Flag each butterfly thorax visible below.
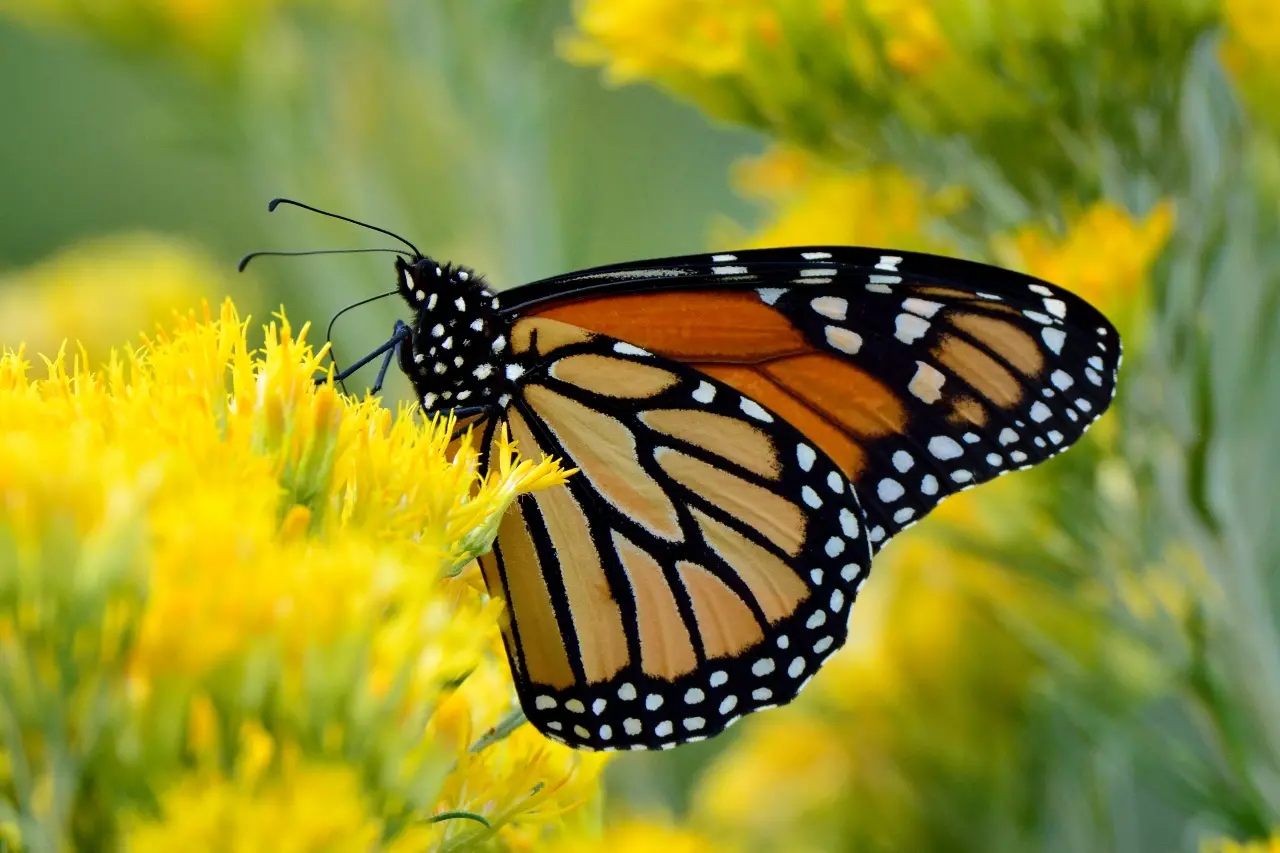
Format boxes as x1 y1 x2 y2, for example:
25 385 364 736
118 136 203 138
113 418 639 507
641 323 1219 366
396 256 512 414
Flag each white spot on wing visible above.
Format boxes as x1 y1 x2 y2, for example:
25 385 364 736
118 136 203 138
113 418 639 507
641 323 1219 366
895 313 930 344
757 287 787 305
825 326 863 354
876 256 902 271
839 508 859 538
1042 327 1066 354
713 265 748 275
797 444 816 471
908 361 945 403
811 296 848 320
692 381 716 404
801 251 832 260
711 254 737 262
740 398 773 422
928 436 963 460
878 478 905 502
614 342 651 357
903 298 943 318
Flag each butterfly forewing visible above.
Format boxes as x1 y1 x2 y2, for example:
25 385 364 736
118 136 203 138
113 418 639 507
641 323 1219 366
476 317 872 751
504 247 1121 551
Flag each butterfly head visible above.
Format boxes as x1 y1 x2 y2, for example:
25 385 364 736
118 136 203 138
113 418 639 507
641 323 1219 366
394 255 512 415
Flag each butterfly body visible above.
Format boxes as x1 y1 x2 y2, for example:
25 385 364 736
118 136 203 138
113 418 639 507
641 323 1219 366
395 257 514 412
377 246 1121 752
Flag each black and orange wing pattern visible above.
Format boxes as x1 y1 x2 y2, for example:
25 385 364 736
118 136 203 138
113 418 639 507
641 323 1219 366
372 242 1121 752
502 247 1121 552
475 317 872 750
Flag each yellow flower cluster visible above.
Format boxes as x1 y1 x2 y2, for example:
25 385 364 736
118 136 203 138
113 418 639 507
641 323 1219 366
722 145 964 251
563 0 777 83
1221 0 1280 127
0 300 600 850
0 234 230 362
547 817 730 853
1000 201 1176 310
1206 832 1280 853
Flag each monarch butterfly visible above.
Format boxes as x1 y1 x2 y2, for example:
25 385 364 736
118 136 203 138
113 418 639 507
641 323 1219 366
245 199 1121 752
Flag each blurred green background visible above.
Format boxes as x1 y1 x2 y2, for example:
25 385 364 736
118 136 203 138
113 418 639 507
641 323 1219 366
3 1 1280 851
0 2 758 405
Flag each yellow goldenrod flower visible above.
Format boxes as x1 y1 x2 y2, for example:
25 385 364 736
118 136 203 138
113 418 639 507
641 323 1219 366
1204 832 1280 853
547 817 731 853
1222 0 1280 71
724 146 964 252
563 0 775 83
863 0 951 76
0 234 230 363
0 299 598 850
996 200 1175 321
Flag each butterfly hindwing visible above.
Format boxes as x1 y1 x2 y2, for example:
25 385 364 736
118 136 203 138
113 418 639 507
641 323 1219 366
476 317 873 751
504 247 1121 551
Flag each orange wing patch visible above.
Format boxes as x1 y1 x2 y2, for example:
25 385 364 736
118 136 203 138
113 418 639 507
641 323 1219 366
689 507 809 624
552 353 681 398
612 532 698 679
511 316 595 357
947 312 1044 377
676 561 765 658
639 408 782 480
522 385 683 541
486 504 575 690
533 291 809 362
762 354 907 438
694 364 868 479
932 334 1023 408
654 447 806 557
532 469 630 684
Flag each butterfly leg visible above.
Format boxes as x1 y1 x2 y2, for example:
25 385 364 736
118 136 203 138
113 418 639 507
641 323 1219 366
370 319 410 395
316 320 412 391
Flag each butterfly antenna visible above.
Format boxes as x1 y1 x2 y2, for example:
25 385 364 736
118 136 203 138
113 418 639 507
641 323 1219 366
237 247 415 272
324 288 399 393
267 198 423 257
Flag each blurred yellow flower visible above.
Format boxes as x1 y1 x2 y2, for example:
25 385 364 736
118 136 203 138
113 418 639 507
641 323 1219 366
548 817 730 853
1205 832 1280 853
863 0 951 76
696 713 851 833
1222 0 1280 69
563 0 775 83
0 0 312 69
723 146 963 251
0 234 231 361
996 200 1175 318
127 737 392 853
0 299 597 849
689 476 1152 852
1221 0 1280 128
